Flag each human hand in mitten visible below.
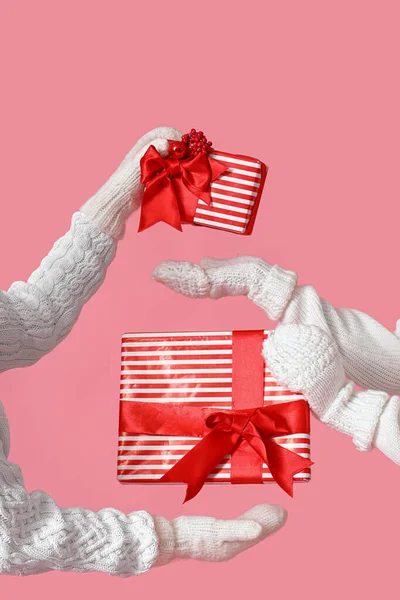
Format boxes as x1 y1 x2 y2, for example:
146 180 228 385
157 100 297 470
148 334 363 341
155 504 287 566
81 126 182 239
263 323 400 464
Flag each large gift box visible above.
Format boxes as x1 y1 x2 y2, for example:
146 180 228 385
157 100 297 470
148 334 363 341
118 330 312 501
139 134 267 235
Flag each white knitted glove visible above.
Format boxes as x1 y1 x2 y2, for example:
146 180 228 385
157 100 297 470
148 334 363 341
81 126 182 239
154 504 287 566
264 324 397 461
153 255 400 395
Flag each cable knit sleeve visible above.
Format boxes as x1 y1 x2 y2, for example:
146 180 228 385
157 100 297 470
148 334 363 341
0 455 159 576
0 212 116 373
281 285 400 396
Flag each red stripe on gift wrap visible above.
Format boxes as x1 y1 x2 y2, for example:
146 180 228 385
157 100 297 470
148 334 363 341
118 331 311 485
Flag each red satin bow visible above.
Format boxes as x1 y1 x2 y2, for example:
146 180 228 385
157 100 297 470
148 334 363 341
138 145 227 232
159 402 312 502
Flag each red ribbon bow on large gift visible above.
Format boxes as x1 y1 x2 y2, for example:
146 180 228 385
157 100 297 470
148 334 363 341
120 400 312 503
160 402 313 502
138 145 227 232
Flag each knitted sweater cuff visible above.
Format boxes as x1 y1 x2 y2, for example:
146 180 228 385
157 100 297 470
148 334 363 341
322 383 390 451
81 182 136 241
154 517 176 566
250 264 298 321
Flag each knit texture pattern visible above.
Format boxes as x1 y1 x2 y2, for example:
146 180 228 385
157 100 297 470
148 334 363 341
264 324 390 452
0 444 158 576
0 212 115 373
282 286 400 396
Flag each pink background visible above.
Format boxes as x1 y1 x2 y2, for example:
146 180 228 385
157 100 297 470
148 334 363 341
0 0 399 597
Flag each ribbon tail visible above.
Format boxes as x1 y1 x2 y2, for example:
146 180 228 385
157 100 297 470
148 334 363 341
208 155 229 181
138 177 183 232
195 157 228 205
160 429 238 503
263 440 313 497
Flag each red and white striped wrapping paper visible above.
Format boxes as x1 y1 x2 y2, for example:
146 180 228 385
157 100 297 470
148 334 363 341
193 150 267 235
118 331 311 484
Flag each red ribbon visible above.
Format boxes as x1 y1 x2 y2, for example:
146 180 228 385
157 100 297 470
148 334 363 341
119 400 312 502
138 145 228 232
161 402 312 501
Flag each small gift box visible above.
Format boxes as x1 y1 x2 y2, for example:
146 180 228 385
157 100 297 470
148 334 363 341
118 331 312 501
138 129 267 235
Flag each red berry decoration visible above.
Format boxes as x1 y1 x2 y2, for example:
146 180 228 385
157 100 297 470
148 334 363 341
168 140 187 160
181 128 213 157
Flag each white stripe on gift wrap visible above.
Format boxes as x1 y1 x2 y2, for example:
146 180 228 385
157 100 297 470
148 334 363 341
120 377 283 384
118 451 310 460
192 218 246 233
118 434 310 442
209 192 255 205
209 153 261 168
117 456 311 469
195 208 250 225
208 202 252 215
122 349 233 356
119 396 232 403
121 359 233 366
122 339 233 347
118 472 311 481
121 387 234 393
118 443 310 452
227 167 262 178
122 331 241 338
119 435 202 441
119 395 305 403
120 368 234 375
219 175 261 187
210 183 258 197
121 377 232 384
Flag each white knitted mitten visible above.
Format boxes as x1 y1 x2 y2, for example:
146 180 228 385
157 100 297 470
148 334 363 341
81 126 182 239
153 256 298 320
264 324 394 457
154 504 287 565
